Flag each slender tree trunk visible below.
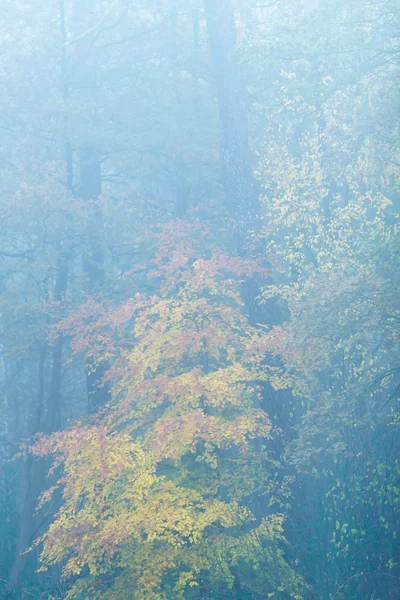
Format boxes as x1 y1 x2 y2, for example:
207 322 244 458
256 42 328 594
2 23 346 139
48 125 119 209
80 147 111 411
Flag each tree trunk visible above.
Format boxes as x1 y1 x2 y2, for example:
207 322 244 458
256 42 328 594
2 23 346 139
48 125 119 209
203 0 267 327
80 147 111 412
203 0 259 251
203 4 269 594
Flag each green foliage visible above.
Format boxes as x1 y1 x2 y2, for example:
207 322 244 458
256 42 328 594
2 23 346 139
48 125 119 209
254 21 400 593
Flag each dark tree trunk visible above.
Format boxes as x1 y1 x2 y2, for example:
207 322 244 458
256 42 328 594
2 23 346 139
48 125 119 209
203 0 293 534
203 0 267 327
79 147 111 412
203 0 259 251
203 4 270 594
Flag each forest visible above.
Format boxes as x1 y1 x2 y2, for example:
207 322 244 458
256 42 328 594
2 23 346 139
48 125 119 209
0 0 399 599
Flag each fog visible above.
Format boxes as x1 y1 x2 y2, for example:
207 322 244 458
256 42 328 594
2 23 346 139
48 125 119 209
0 1 399 599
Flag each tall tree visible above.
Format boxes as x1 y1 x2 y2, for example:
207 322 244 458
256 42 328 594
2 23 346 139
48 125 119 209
203 0 259 248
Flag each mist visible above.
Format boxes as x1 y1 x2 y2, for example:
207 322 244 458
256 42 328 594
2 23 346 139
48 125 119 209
0 1 399 599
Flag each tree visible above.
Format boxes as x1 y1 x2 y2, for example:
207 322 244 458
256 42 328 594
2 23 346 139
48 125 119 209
33 222 304 599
